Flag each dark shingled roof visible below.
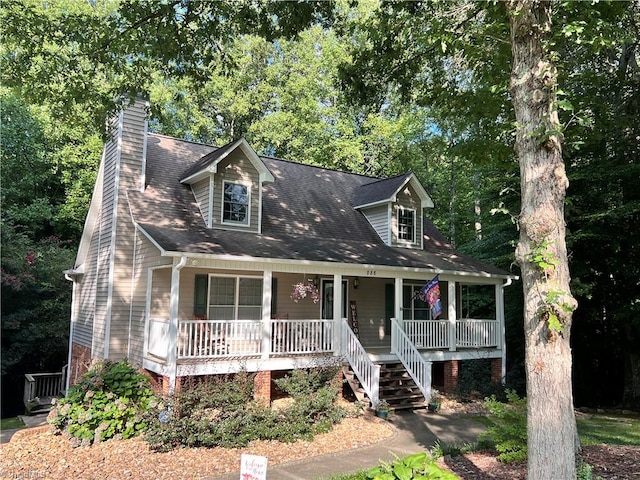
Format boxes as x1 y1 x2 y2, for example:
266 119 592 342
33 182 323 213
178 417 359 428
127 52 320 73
127 133 510 278
354 173 412 208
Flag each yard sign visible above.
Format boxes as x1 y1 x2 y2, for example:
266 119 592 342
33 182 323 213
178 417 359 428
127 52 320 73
240 454 268 480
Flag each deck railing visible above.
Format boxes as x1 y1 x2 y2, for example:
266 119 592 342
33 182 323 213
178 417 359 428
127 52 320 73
341 318 380 407
456 319 500 348
24 366 67 413
391 319 431 402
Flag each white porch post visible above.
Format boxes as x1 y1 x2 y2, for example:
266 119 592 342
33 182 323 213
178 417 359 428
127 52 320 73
496 282 507 382
168 256 187 393
448 280 457 351
333 273 343 355
261 270 273 359
394 277 403 324
391 277 403 354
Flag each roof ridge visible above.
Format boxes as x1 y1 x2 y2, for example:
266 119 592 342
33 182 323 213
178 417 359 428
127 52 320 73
261 156 381 181
360 172 412 186
147 132 222 149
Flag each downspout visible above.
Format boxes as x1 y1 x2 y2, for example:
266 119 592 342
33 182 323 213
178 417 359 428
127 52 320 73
499 277 514 383
168 256 188 393
64 273 76 393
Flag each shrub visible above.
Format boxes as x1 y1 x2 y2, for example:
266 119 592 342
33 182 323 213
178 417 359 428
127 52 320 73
366 452 458 480
479 389 528 463
144 367 349 451
48 360 158 445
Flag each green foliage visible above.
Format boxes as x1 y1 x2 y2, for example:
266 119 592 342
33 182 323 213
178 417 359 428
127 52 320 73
452 360 504 401
576 458 604 480
1 223 74 377
0 88 58 236
479 390 528 463
144 368 348 452
430 440 480 459
366 452 458 480
48 361 158 446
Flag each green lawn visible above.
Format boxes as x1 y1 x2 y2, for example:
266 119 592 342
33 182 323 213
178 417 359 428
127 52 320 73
0 417 25 431
577 413 640 446
320 413 640 480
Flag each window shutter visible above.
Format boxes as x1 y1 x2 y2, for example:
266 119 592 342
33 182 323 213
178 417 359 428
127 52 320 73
194 275 208 316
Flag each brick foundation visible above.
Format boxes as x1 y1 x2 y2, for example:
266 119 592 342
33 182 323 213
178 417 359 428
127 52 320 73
491 358 503 384
69 343 92 386
443 360 459 393
253 370 273 405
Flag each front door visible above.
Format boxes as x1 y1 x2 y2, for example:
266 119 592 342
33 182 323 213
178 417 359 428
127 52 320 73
321 279 348 319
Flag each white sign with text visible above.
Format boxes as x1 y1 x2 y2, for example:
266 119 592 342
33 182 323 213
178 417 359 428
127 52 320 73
239 453 268 480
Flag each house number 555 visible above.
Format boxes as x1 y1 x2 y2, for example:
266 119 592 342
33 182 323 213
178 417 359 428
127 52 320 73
366 270 377 276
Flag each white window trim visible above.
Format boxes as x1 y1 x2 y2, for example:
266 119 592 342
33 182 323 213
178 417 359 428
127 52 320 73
221 180 251 227
397 206 416 244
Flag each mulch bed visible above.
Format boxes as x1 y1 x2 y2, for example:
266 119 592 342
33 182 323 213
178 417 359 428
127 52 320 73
1 409 638 480
0 416 393 480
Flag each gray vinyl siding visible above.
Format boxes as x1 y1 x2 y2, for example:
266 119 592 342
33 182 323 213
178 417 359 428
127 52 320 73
273 273 322 320
391 184 423 248
350 278 389 348
93 115 120 358
73 209 102 350
361 205 390 245
108 103 148 360
178 268 198 320
192 178 211 227
212 150 260 232
150 268 171 318
128 232 169 365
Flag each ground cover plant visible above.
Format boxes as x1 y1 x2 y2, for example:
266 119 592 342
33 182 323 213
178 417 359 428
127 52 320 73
144 366 351 452
48 360 158 446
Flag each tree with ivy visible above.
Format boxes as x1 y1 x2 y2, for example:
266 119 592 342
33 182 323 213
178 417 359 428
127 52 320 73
340 1 633 478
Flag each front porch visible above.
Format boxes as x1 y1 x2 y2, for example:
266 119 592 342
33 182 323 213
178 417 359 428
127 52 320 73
146 316 501 364
144 314 503 406
140 263 508 407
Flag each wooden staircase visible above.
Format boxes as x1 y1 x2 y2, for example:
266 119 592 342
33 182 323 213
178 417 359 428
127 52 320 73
343 362 427 410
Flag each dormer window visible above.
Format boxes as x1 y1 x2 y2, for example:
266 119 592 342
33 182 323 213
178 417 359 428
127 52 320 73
398 207 416 243
223 181 249 225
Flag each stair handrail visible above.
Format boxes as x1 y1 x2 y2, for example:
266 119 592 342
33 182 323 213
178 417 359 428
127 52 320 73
390 318 431 402
341 318 380 408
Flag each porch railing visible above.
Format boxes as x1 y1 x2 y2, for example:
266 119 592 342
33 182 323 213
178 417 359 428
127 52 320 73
456 319 500 348
148 317 335 361
403 320 450 349
271 319 334 355
391 318 431 403
24 366 67 414
402 319 500 350
341 318 380 408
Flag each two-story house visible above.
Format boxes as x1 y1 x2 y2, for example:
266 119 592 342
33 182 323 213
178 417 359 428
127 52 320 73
64 97 514 409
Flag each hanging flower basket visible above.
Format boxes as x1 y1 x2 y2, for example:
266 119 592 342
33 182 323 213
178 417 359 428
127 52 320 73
290 280 320 303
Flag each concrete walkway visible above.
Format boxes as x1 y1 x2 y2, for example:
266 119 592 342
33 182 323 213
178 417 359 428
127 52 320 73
210 409 486 480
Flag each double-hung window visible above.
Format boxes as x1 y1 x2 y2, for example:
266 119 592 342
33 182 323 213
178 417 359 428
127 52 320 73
209 276 263 321
402 284 431 320
222 182 249 225
397 207 416 243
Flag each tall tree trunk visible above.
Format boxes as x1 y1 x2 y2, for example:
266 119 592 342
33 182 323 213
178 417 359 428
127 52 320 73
506 1 579 479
